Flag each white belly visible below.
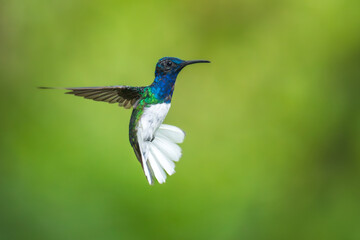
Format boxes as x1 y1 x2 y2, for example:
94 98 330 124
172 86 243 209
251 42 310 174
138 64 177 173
137 103 171 143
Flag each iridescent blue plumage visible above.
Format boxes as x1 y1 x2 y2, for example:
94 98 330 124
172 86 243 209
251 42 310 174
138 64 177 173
150 74 177 103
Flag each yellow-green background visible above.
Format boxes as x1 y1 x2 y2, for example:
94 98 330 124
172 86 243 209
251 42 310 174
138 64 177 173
1 0 359 239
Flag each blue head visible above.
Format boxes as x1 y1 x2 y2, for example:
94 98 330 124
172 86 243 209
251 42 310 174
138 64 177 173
155 57 210 78
151 57 210 102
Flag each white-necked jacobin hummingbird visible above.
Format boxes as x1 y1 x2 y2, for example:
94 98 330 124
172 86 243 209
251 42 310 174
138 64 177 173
40 57 210 185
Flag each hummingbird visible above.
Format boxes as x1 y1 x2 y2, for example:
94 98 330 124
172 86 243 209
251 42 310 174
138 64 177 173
40 57 210 185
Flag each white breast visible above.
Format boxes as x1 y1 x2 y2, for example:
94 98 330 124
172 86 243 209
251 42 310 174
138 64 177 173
138 103 171 142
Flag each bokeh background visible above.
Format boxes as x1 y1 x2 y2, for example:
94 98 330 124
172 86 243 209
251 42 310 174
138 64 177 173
1 0 359 239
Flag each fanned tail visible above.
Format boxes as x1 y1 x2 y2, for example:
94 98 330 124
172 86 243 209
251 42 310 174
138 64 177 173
142 124 185 184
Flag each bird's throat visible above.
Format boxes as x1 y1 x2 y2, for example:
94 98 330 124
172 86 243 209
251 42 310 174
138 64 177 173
150 74 178 103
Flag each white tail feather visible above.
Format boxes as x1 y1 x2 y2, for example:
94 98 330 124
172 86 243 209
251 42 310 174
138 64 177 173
143 161 153 185
141 124 185 184
148 151 166 184
150 146 176 175
157 124 185 143
153 137 182 162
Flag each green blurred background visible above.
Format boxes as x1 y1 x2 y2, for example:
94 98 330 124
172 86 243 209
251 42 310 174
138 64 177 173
1 0 359 239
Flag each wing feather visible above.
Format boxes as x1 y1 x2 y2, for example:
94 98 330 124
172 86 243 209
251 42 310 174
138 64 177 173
65 86 144 109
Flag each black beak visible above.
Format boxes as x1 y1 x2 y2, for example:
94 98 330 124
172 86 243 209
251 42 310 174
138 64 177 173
180 59 210 70
184 60 211 65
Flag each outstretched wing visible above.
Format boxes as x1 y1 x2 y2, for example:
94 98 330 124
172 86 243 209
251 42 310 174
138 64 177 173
65 86 144 109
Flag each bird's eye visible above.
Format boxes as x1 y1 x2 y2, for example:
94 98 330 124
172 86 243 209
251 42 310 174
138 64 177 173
166 61 172 67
